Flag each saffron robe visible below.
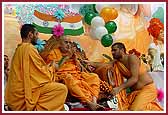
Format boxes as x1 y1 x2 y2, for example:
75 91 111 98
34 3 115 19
113 61 163 111
43 48 100 102
5 43 68 111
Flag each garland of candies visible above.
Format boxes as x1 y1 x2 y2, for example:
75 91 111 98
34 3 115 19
100 80 113 95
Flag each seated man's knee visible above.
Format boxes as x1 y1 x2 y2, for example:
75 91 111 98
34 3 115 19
129 104 144 111
58 83 68 94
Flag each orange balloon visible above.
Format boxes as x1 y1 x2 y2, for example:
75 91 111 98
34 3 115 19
100 7 118 22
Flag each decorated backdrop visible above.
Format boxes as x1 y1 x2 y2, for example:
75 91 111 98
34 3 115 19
3 2 165 109
4 3 164 62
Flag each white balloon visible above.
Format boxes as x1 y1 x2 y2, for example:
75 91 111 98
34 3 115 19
89 28 99 40
96 4 120 13
95 26 108 40
91 16 105 29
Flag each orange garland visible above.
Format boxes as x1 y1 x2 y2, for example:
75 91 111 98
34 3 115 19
147 18 164 42
128 48 141 58
100 80 113 94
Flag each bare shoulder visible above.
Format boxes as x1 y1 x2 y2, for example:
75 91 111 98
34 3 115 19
128 55 140 64
128 54 139 59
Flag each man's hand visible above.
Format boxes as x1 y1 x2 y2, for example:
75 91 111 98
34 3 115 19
49 61 59 70
87 101 105 111
111 87 122 96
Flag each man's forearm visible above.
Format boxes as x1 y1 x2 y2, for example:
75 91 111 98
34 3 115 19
90 62 102 68
119 77 138 90
92 96 97 103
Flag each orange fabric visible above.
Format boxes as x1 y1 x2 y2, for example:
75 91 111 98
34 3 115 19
113 61 130 111
128 83 163 111
5 43 67 111
34 10 82 22
113 61 163 111
115 61 132 78
63 72 100 102
45 48 62 64
44 48 100 102
34 10 57 21
94 65 111 82
63 15 82 23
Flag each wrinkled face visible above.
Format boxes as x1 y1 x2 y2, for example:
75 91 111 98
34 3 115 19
59 40 71 56
111 45 122 59
31 28 39 44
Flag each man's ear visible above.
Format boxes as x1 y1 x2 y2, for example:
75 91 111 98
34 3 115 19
121 48 124 53
28 32 33 39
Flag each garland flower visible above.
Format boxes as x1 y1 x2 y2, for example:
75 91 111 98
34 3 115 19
147 18 164 44
54 9 65 20
34 38 46 52
157 88 164 102
128 48 141 58
52 23 64 38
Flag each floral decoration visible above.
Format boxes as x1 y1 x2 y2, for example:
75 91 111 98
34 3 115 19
34 38 46 52
157 88 164 102
128 48 141 58
52 24 64 37
54 9 65 20
147 18 164 44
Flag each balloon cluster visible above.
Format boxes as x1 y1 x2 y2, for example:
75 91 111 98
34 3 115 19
84 5 118 47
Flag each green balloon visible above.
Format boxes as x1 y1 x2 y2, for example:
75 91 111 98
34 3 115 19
105 21 117 34
101 34 113 47
79 4 98 16
84 12 96 25
93 4 98 13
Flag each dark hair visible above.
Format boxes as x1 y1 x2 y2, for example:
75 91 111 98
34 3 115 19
112 42 126 53
20 24 36 39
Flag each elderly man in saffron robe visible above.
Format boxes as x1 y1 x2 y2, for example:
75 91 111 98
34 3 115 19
40 35 104 111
